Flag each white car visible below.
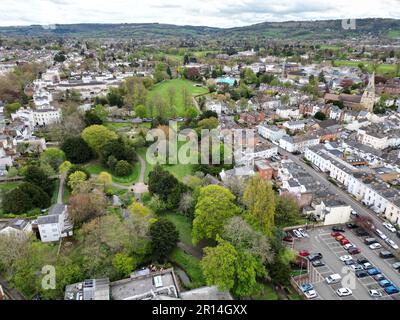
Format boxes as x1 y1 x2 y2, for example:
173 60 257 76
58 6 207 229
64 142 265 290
336 287 352 297
369 243 382 250
385 239 399 250
363 262 373 270
383 222 397 233
304 289 318 299
293 229 302 238
340 255 353 262
375 229 388 240
368 289 382 298
343 243 355 250
350 264 364 272
297 228 309 238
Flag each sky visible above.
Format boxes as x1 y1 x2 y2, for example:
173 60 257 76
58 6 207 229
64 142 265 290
0 0 399 28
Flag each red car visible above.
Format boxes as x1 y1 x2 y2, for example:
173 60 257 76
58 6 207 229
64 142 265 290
331 232 342 237
348 247 361 255
283 235 294 242
299 250 310 257
340 239 350 245
335 235 345 241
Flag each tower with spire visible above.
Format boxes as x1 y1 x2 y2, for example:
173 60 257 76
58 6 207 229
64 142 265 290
360 72 375 112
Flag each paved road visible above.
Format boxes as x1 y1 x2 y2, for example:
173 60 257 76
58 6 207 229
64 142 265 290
278 147 400 247
57 177 65 204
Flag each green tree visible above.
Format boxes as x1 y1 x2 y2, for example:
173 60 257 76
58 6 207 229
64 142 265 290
150 218 179 261
113 253 135 278
40 148 66 171
67 171 87 194
275 195 301 227
243 175 275 236
61 136 93 164
314 111 326 121
134 104 147 118
24 165 54 195
81 125 118 155
192 185 240 245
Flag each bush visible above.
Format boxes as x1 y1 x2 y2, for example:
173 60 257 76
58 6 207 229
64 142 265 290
114 160 132 177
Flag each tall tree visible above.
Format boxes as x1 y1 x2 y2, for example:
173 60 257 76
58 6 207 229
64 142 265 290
192 185 240 245
150 218 179 261
242 175 276 236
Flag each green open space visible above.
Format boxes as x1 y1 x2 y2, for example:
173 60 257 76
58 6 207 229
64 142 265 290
170 247 205 289
147 79 208 116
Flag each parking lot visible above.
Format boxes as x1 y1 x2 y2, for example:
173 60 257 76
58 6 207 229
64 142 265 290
289 226 400 300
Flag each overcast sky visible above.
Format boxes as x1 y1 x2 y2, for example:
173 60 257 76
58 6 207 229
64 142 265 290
1 0 399 28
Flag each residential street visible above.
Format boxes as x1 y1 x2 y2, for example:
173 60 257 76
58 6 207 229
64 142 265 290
278 147 400 247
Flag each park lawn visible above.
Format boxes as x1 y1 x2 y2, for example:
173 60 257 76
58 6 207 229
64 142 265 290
0 181 21 192
147 79 208 116
104 122 134 131
85 160 140 185
164 213 193 246
333 60 397 74
138 145 193 183
169 247 205 288
388 30 400 39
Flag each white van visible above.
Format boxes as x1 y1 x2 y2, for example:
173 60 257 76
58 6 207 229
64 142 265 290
325 274 342 284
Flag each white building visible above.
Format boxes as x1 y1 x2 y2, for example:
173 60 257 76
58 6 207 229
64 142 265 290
275 107 300 120
283 120 305 131
11 108 61 127
0 219 32 237
36 204 73 242
257 124 286 142
279 135 320 153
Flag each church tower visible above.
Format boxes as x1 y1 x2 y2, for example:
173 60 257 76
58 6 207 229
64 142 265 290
360 73 375 112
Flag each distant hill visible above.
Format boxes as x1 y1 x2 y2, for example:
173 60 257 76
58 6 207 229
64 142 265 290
0 18 399 40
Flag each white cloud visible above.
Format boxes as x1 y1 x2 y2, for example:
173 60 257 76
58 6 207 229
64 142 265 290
0 0 398 28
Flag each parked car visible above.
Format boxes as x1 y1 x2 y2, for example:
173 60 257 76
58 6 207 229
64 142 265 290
368 289 382 298
356 270 369 278
379 280 393 288
335 235 345 241
326 274 342 284
385 239 399 250
336 288 352 297
357 257 369 264
385 286 399 295
331 231 342 237
307 253 323 261
312 260 325 267
364 238 377 245
340 239 350 246
350 264 364 272
293 229 302 238
380 251 394 259
383 222 397 233
363 262 374 270
374 274 386 281
283 235 294 242
344 243 355 250
369 243 382 250
375 229 388 240
344 259 355 266
300 283 314 292
299 250 310 257
332 226 345 232
367 268 381 276
392 262 400 270
351 210 359 217
297 228 309 238
304 289 318 299
397 230 400 239
340 255 353 262
348 247 361 255
347 223 359 229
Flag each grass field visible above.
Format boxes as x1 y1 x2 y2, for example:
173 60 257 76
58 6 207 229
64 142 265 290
170 248 205 288
388 30 400 39
147 79 208 116
164 213 193 246
333 60 397 74
252 283 279 300
85 160 140 185
137 146 193 183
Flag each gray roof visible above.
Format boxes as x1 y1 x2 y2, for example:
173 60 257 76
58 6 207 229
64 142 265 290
48 204 66 216
37 215 59 225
